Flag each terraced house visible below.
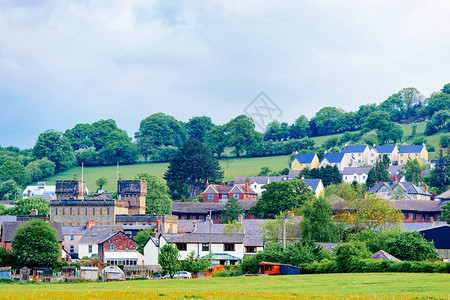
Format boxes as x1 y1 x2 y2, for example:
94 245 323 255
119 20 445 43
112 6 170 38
398 144 428 166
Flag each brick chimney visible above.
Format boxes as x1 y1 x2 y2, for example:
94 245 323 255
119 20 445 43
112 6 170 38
86 220 95 230
221 181 225 186
245 181 249 192
301 175 305 180
206 180 209 188
156 218 161 232
30 209 38 216
238 214 243 222
424 184 427 192
393 176 398 183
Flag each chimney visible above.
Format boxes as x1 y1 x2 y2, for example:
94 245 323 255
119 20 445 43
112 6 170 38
221 181 225 186
86 220 95 230
245 181 249 192
192 220 197 233
301 175 305 180
30 209 38 216
393 176 398 183
156 218 161 233
295 151 298 155
27 190 31 198
424 184 427 192
206 180 209 188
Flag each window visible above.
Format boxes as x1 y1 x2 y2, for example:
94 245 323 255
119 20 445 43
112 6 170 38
362 176 366 179
354 176 357 179
110 242 115 251
400 153 403 156
70 245 75 253
176 243 187 251
88 245 93 253
415 153 418 156
207 194 214 200
400 160 403 164
70 235 74 241
233 193 239 199
412 213 416 220
202 243 209 251
294 164 297 167
404 213 409 219
224 243 235 251
245 246 256 253
421 214 425 221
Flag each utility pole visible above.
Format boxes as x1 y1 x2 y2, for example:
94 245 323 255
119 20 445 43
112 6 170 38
283 217 286 248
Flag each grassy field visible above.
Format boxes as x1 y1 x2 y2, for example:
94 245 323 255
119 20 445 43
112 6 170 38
41 155 291 192
0 273 449 299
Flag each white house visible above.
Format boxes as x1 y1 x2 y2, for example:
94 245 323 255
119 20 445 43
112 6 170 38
320 153 350 171
367 145 399 165
78 225 124 259
341 167 372 184
22 182 56 200
144 233 245 267
342 145 369 166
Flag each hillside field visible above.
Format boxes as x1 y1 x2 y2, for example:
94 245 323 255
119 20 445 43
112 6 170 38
0 273 448 299
40 155 291 192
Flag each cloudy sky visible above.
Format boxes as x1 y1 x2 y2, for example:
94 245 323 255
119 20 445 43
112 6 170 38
1 0 450 148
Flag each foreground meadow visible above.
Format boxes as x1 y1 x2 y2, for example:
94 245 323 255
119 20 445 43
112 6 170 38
1 273 449 299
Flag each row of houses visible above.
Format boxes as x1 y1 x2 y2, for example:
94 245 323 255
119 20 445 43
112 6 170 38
291 144 429 171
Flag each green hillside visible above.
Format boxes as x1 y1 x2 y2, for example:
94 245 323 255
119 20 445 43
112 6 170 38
41 155 291 193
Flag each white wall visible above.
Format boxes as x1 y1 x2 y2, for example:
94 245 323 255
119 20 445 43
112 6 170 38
78 243 98 259
342 173 368 184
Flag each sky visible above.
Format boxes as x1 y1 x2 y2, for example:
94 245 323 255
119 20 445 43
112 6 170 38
1 0 450 149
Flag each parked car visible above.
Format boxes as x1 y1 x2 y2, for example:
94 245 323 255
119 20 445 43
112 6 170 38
163 271 192 279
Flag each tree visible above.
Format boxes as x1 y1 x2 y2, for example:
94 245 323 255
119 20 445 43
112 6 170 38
134 227 153 254
63 123 95 150
362 111 403 144
309 107 344 136
99 130 138 165
259 211 302 244
179 252 210 277
425 110 450 135
440 135 450 148
301 165 342 187
225 115 262 157
0 160 29 186
365 155 390 188
32 130 76 173
12 219 60 267
13 197 50 215
301 197 342 242
250 179 315 218
185 116 214 142
424 149 449 194
135 113 186 163
164 140 223 200
220 197 244 223
135 173 172 214
335 241 371 272
204 125 227 158
383 231 439 261
439 202 450 224
405 159 423 185
96 176 108 190
325 182 365 201
289 115 309 139
0 179 21 200
222 220 246 234
335 194 403 231
158 244 180 278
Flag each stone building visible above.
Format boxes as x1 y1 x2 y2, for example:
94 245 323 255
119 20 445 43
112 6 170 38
50 180 177 232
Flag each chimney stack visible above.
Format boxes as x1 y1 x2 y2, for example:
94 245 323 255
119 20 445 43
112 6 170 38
424 184 428 192
156 218 161 233
86 220 95 230
30 209 38 216
245 181 249 192
393 176 398 183
221 181 225 186
238 214 243 222
206 180 209 188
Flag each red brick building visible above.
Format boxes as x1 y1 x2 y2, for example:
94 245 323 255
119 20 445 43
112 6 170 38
98 231 138 266
202 182 257 203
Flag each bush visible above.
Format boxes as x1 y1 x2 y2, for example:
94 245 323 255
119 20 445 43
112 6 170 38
212 268 243 277
335 241 371 273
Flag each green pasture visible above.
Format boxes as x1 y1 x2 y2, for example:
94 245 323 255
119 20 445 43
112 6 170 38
41 155 291 193
0 273 448 299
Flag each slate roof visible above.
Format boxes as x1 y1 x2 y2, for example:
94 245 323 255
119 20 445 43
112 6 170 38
1 221 63 242
79 225 124 244
172 201 258 214
292 153 316 164
163 233 244 244
398 145 424 153
50 200 116 207
0 216 16 226
235 176 283 185
373 145 396 154
436 189 450 200
303 179 321 191
244 237 264 247
390 200 443 212
368 182 431 197
322 153 345 164
115 215 166 222
288 170 301 179
341 167 372 176
372 250 402 262
177 219 270 238
342 145 367 153
62 226 87 235
199 253 242 261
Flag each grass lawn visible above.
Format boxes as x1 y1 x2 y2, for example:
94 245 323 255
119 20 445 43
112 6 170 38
40 155 291 192
0 273 449 299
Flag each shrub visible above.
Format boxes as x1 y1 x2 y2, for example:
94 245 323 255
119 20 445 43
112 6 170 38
335 242 371 273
